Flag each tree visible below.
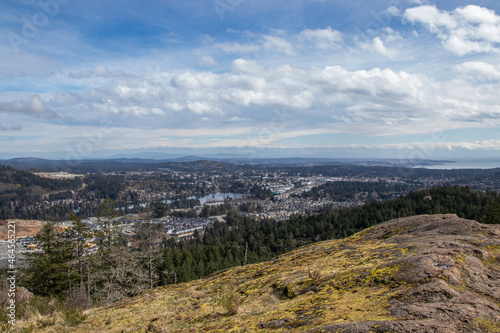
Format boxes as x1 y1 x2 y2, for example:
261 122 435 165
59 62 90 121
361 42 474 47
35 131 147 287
135 216 164 289
95 199 120 253
483 201 500 224
67 214 91 302
24 222 73 296
150 200 170 218
90 247 149 304
89 199 150 304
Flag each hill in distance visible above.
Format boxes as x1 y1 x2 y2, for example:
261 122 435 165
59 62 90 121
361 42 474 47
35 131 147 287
20 214 500 332
0 156 452 172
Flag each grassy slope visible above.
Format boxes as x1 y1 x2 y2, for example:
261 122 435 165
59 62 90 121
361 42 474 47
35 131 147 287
14 214 500 332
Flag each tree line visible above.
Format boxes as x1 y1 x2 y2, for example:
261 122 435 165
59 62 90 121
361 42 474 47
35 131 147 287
158 185 500 284
296 180 410 201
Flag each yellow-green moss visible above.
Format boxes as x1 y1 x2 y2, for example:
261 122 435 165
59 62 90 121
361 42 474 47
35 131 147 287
476 318 500 332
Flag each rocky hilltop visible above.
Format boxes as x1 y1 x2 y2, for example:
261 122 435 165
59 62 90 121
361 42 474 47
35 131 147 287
25 214 500 332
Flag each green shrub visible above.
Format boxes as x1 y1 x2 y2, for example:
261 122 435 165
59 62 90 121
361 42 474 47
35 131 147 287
219 291 243 315
62 308 87 326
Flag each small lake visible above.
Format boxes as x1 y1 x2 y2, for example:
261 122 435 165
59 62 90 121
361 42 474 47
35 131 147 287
197 193 246 205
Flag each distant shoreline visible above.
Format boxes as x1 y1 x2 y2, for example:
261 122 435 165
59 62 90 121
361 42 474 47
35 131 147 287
420 160 500 170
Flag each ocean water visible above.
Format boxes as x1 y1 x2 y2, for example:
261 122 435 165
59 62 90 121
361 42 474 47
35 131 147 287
423 161 500 170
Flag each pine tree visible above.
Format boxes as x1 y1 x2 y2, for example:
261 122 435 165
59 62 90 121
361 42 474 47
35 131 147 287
483 201 500 224
24 222 73 296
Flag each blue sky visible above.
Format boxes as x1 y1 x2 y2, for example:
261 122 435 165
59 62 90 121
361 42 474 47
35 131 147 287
0 0 500 160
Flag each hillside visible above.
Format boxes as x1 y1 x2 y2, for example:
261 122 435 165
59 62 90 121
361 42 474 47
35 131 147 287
17 214 500 332
0 219 44 240
0 165 83 203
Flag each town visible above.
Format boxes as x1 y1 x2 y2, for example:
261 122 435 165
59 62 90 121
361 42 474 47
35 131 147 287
1 160 499 266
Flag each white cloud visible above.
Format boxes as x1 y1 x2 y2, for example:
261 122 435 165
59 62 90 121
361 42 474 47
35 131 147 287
355 27 400 58
70 66 126 79
3 51 499 152
214 34 295 55
262 35 296 55
327 139 500 151
387 6 400 17
405 5 458 31
28 59 498 139
187 101 223 115
454 5 500 25
228 116 250 122
196 55 218 67
455 61 500 81
298 27 343 49
213 42 261 53
404 5 500 55
231 58 267 73
359 37 398 58
214 28 343 56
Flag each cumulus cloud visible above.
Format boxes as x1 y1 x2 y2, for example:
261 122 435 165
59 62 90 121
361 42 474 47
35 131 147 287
455 61 500 81
3 53 496 146
404 5 500 55
27 58 497 139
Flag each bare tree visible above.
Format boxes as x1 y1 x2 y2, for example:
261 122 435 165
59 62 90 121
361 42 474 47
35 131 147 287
90 247 149 304
96 199 120 251
68 214 91 292
135 214 164 289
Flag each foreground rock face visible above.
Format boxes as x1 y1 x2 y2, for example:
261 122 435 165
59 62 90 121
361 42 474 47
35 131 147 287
311 214 500 333
22 214 500 332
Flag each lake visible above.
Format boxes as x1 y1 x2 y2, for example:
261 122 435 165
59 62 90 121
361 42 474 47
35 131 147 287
197 193 246 205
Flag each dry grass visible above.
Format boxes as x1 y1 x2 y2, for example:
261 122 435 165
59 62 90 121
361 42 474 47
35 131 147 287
13 228 408 332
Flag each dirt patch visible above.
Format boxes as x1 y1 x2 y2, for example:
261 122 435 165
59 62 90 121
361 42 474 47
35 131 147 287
0 219 44 240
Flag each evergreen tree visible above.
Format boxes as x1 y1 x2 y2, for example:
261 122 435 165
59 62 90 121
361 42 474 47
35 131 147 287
483 201 500 224
24 222 73 296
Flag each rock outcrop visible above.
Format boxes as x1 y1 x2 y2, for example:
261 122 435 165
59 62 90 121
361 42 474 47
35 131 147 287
310 214 500 333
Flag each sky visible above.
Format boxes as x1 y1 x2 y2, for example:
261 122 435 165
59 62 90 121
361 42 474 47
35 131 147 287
0 0 500 161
